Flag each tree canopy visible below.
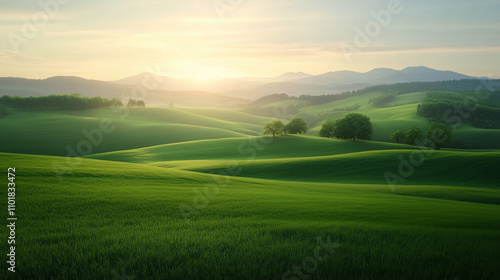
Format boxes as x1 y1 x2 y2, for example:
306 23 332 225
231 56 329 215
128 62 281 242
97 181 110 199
285 117 307 134
263 120 285 138
404 126 423 145
390 129 405 144
334 113 373 140
127 99 146 108
0 94 124 110
425 122 452 150
319 119 336 138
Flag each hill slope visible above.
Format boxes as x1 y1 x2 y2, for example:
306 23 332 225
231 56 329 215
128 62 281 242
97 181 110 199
86 135 421 163
0 76 249 108
1 152 499 279
0 108 269 156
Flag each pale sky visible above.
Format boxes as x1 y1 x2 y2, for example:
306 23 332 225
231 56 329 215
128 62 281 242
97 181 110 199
1 0 499 80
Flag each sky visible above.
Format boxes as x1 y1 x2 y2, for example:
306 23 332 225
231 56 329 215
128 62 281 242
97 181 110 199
1 0 499 80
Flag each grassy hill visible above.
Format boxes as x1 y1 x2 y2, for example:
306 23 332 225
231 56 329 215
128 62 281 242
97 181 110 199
1 152 499 279
278 90 500 148
2 89 500 279
86 135 421 163
87 135 500 189
0 108 270 156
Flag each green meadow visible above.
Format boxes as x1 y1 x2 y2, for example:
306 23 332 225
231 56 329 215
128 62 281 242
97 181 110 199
1 89 500 279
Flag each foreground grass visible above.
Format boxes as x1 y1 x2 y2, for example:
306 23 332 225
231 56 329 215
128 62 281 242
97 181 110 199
1 152 499 279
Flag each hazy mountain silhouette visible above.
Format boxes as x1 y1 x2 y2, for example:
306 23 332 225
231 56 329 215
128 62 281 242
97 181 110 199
290 66 479 86
114 72 263 92
0 67 488 103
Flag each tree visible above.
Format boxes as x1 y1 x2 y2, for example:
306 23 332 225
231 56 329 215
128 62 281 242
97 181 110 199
127 99 137 107
404 126 423 145
333 113 373 140
285 117 307 134
111 98 124 107
425 122 452 150
390 129 405 144
136 100 146 107
263 120 285 138
319 119 336 138
126 99 145 108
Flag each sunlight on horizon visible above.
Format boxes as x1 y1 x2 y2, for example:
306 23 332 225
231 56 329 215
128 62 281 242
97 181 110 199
0 0 499 80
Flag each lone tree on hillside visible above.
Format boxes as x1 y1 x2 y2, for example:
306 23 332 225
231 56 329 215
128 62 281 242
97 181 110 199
319 119 336 138
404 126 423 145
263 120 285 138
390 129 405 144
425 122 452 150
334 113 373 140
285 117 308 134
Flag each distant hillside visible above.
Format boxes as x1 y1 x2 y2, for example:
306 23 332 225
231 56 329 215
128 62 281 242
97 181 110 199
219 67 487 99
0 76 250 108
247 79 500 108
241 72 313 83
291 66 482 86
114 72 263 92
221 82 338 99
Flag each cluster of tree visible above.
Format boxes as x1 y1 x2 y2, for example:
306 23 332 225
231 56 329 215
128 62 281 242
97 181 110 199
390 123 452 150
389 126 423 145
319 113 373 141
127 99 146 107
0 103 8 116
262 117 308 137
370 94 396 108
417 91 500 129
0 94 124 110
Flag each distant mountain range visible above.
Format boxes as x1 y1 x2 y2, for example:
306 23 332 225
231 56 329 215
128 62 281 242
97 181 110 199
0 66 491 104
113 66 487 98
289 66 479 86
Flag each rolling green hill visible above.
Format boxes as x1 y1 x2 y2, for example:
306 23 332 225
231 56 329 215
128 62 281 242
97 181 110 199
87 135 500 189
2 87 500 279
293 91 500 148
86 135 421 163
1 152 499 279
0 108 270 156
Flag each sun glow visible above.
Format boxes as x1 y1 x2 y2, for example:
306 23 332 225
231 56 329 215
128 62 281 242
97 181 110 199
159 61 241 81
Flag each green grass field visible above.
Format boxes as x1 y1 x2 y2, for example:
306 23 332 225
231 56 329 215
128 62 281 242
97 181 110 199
1 99 500 279
1 151 500 279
